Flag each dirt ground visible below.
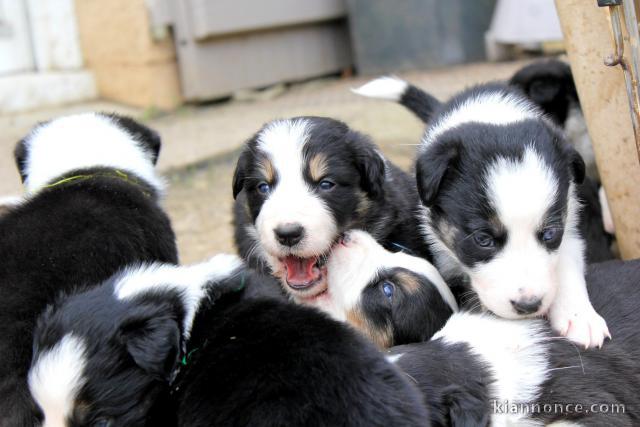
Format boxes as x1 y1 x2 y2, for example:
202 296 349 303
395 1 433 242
1 59 533 263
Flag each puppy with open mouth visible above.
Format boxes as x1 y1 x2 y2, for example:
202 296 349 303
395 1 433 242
232 117 431 302
354 77 610 348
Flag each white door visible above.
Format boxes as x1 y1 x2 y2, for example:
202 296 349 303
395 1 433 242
0 0 35 75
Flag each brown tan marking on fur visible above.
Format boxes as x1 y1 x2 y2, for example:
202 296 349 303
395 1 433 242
308 153 329 182
394 271 422 294
257 157 275 183
346 307 393 348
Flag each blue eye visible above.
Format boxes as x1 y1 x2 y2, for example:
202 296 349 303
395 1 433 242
93 418 112 427
541 228 559 242
473 232 495 248
318 180 335 191
257 182 271 195
382 281 395 299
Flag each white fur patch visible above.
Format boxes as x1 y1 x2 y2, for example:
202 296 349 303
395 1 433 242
22 113 164 194
114 254 243 339
433 312 550 426
422 90 540 147
255 119 338 260
29 334 88 427
322 230 457 321
469 148 561 319
385 353 404 364
351 76 408 101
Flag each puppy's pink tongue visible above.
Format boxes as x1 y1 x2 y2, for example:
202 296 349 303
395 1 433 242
283 256 319 287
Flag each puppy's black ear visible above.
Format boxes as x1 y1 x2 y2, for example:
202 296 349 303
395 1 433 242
119 303 180 381
348 131 385 199
416 141 460 207
232 148 252 200
104 114 162 164
565 144 586 184
14 139 28 182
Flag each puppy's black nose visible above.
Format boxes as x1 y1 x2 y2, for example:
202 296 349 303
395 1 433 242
275 224 304 247
511 298 542 315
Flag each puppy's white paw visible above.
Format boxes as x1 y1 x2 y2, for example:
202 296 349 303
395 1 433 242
549 305 611 349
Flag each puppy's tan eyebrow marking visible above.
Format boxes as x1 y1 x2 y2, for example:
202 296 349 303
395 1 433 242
308 153 328 181
257 157 275 182
394 271 421 294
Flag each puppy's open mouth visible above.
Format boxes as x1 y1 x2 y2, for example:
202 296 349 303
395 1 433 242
281 255 328 292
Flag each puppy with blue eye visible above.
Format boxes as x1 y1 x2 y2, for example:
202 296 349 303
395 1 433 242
301 229 458 348
354 77 610 349
316 229 640 426
232 117 432 303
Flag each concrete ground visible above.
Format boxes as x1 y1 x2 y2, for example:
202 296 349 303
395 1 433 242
0 60 530 263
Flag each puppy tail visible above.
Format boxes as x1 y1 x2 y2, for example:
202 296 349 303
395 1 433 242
351 76 440 123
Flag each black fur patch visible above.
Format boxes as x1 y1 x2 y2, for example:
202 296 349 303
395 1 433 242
173 297 430 426
389 340 492 427
509 59 577 126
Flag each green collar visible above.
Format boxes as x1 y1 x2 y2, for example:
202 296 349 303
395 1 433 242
43 169 151 196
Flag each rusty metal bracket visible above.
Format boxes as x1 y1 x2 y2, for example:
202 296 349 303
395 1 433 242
600 0 640 164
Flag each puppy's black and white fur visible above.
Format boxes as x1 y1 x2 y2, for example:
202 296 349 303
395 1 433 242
0 113 177 426
311 230 639 425
28 256 430 426
509 59 598 182
301 229 457 348
233 116 430 303
354 77 609 348
509 59 615 262
389 258 640 426
27 255 242 427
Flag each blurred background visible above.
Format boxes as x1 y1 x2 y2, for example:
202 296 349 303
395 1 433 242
0 0 587 262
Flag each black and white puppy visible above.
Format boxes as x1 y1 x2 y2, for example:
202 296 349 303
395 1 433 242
301 229 485 426
28 256 430 426
309 227 639 425
232 116 430 303
300 229 457 348
27 255 243 427
354 77 609 348
390 258 640 426
0 113 177 426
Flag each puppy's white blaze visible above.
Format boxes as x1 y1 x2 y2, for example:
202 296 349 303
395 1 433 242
29 334 87 427
434 313 549 425
23 113 164 195
351 76 408 101
486 148 558 229
115 254 243 339
255 119 337 258
423 91 540 147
